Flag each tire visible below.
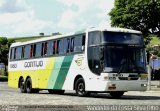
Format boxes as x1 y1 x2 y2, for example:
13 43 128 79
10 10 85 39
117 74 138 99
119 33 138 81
75 78 90 97
25 78 33 93
48 90 65 94
19 78 26 93
109 91 124 98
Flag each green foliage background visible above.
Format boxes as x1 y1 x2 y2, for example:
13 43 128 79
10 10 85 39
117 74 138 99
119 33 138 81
109 0 160 44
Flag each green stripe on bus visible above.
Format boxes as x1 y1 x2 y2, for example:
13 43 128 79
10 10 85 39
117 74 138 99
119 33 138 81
53 55 74 89
48 57 64 89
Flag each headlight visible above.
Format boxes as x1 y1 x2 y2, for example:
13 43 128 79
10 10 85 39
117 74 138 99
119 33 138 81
104 76 116 80
104 76 108 80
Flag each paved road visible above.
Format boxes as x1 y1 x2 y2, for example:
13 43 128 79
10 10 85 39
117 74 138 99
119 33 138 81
0 82 160 106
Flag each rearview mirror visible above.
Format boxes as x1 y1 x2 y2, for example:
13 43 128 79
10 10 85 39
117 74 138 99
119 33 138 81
99 46 104 60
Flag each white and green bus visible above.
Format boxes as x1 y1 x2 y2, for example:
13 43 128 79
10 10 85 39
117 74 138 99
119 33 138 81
8 27 147 98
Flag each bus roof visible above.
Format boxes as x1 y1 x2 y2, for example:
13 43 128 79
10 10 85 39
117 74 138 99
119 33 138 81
88 27 142 34
10 27 142 47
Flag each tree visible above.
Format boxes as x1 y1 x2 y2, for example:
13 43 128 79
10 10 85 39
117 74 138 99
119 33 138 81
109 0 160 37
8 39 15 48
0 37 15 75
0 37 8 65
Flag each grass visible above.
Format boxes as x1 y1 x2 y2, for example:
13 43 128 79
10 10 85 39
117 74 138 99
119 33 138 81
0 76 8 82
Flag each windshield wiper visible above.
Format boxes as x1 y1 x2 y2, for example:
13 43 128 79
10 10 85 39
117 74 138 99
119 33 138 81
118 59 126 74
118 66 123 74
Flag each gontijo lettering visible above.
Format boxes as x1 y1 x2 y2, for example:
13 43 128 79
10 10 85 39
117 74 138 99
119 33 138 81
24 61 43 68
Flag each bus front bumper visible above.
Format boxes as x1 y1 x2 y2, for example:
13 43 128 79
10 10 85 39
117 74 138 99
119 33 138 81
105 81 147 91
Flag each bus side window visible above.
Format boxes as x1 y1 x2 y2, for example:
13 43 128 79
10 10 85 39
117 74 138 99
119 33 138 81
88 31 102 75
10 48 15 60
57 38 68 54
35 43 42 57
47 41 53 56
24 45 31 59
74 35 85 52
15 47 22 60
14 48 17 59
88 31 101 46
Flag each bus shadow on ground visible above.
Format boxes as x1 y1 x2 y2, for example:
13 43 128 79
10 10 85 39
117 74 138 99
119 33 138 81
120 95 160 100
88 93 160 100
40 91 160 100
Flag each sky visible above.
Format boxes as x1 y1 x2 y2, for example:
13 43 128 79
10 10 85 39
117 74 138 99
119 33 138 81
0 0 114 38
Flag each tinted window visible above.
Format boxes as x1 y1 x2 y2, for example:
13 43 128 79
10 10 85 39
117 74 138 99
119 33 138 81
102 32 143 45
74 35 85 52
24 45 31 59
10 48 15 60
88 31 101 46
88 46 102 75
70 35 85 52
35 43 42 57
57 38 69 54
15 47 22 59
47 41 54 55
104 46 146 73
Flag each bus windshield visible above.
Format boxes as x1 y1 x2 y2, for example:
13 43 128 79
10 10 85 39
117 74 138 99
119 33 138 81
104 45 146 73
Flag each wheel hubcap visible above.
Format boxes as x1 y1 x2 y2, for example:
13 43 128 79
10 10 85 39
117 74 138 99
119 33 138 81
78 83 84 94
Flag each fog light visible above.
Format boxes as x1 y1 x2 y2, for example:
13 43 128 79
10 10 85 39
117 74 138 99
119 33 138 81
108 84 116 90
141 84 147 87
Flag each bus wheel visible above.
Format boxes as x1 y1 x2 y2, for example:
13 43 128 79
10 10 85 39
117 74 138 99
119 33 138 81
109 91 124 98
48 90 65 94
19 78 26 93
75 78 90 97
26 78 33 93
